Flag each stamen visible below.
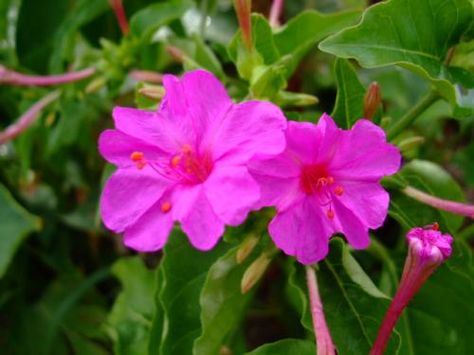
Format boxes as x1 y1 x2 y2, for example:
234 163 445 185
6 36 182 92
334 186 344 196
327 209 335 219
130 151 144 162
327 176 334 185
171 155 181 167
136 161 146 170
161 201 172 213
182 144 192 154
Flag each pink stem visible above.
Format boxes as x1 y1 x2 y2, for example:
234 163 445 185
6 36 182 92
403 186 474 219
269 0 284 27
109 0 129 35
0 91 60 145
306 266 336 355
0 66 95 87
129 70 163 83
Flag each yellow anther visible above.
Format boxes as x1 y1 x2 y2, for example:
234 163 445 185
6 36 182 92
171 155 181 167
161 201 172 213
334 185 344 196
130 151 144 162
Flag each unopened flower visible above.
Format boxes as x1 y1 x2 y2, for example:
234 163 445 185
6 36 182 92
99 69 286 251
370 224 453 355
250 114 401 264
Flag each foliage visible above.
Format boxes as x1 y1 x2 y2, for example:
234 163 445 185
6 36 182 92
0 0 473 354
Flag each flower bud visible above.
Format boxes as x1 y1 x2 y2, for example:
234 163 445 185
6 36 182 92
363 82 381 120
370 224 453 355
138 85 166 101
236 233 260 264
241 253 271 294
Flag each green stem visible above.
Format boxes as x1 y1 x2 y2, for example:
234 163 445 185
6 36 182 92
387 91 439 140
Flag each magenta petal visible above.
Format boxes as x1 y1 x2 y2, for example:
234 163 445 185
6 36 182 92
330 119 401 180
172 184 225 250
314 113 343 163
337 180 389 229
113 106 183 153
332 198 371 249
284 121 322 164
251 173 302 210
98 129 166 167
161 70 232 140
100 169 170 232
209 100 286 164
269 198 331 264
123 202 173 252
204 165 260 225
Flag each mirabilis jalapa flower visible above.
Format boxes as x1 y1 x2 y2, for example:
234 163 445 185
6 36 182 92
250 114 401 264
99 70 286 251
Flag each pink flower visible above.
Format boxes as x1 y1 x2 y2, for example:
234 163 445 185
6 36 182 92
370 224 453 355
99 69 286 251
250 114 401 264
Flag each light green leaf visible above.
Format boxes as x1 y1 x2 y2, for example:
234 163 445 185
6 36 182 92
105 257 155 355
331 58 365 128
0 183 40 278
245 339 315 355
320 0 474 111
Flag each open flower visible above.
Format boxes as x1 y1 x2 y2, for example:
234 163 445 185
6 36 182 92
250 114 401 264
99 69 286 251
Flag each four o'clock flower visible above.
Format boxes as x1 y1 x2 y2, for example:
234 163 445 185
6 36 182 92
99 69 286 251
370 224 453 355
249 114 401 264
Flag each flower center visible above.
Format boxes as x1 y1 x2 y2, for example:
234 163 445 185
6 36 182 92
300 163 344 219
129 144 213 185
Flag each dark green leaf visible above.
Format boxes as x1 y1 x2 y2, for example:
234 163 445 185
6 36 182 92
149 231 230 355
331 58 365 128
193 245 258 355
245 339 315 355
320 0 474 111
105 257 155 355
130 0 192 39
0 183 40 278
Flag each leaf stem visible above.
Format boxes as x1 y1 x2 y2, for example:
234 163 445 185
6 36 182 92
306 265 336 355
386 91 439 140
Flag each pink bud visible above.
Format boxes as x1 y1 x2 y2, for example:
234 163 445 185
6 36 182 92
370 224 453 355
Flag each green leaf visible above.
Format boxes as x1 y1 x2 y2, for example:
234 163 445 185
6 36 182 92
130 0 192 39
320 0 474 111
274 10 361 77
193 245 258 355
228 14 278 80
0 183 40 278
105 257 155 355
318 238 399 354
391 159 465 233
49 0 110 72
331 58 365 128
245 339 316 355
149 231 230 355
16 0 71 73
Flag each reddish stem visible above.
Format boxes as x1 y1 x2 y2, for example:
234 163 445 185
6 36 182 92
0 91 60 145
403 186 474 219
306 266 336 355
110 0 129 35
0 66 95 87
234 0 252 50
269 0 284 27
